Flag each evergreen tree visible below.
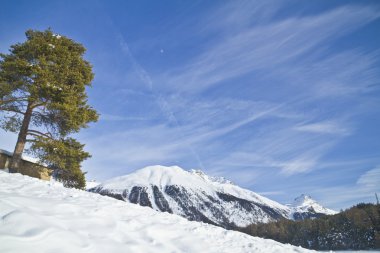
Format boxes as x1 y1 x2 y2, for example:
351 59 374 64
0 29 98 188
240 203 380 250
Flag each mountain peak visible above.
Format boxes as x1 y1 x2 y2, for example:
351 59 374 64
290 194 337 217
98 165 238 195
295 194 312 201
293 194 315 206
190 169 234 185
97 165 214 193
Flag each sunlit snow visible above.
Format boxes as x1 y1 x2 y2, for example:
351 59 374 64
0 171 314 253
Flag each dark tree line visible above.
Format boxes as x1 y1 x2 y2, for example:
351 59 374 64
240 203 380 250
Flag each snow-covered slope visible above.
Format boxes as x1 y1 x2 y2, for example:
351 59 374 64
85 180 101 190
0 171 314 253
289 194 338 220
90 165 293 228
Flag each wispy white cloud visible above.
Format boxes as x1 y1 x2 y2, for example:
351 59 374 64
357 166 380 189
213 140 334 176
294 121 351 136
279 156 319 175
159 5 380 94
201 0 283 33
286 49 380 98
187 104 282 144
83 99 284 167
100 113 149 122
313 166 380 209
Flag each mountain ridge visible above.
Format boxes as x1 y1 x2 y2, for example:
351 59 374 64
90 165 336 228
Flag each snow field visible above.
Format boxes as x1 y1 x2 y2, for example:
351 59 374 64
0 171 314 253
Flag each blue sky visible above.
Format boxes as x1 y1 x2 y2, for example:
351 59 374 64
1 0 380 210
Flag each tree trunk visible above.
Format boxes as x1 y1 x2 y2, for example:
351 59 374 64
9 101 33 173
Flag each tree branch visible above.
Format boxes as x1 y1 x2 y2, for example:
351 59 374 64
31 102 47 109
0 106 25 115
0 97 29 105
27 129 54 139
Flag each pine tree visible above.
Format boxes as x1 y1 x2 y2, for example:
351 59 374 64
0 29 98 188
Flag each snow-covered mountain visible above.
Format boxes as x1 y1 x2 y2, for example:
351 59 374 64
85 180 101 190
289 194 338 220
90 165 336 228
0 171 314 253
90 165 288 228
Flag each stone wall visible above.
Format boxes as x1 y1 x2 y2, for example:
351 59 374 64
0 152 10 170
0 151 51 181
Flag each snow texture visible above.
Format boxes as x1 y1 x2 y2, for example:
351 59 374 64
0 171 314 253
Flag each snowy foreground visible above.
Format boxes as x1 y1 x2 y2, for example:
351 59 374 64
0 172 314 253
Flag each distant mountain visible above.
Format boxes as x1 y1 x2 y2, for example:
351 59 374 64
89 165 336 228
288 194 337 220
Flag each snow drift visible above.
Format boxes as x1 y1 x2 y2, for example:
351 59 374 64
0 171 314 253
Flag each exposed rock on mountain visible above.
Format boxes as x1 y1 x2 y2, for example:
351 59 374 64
90 165 336 228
